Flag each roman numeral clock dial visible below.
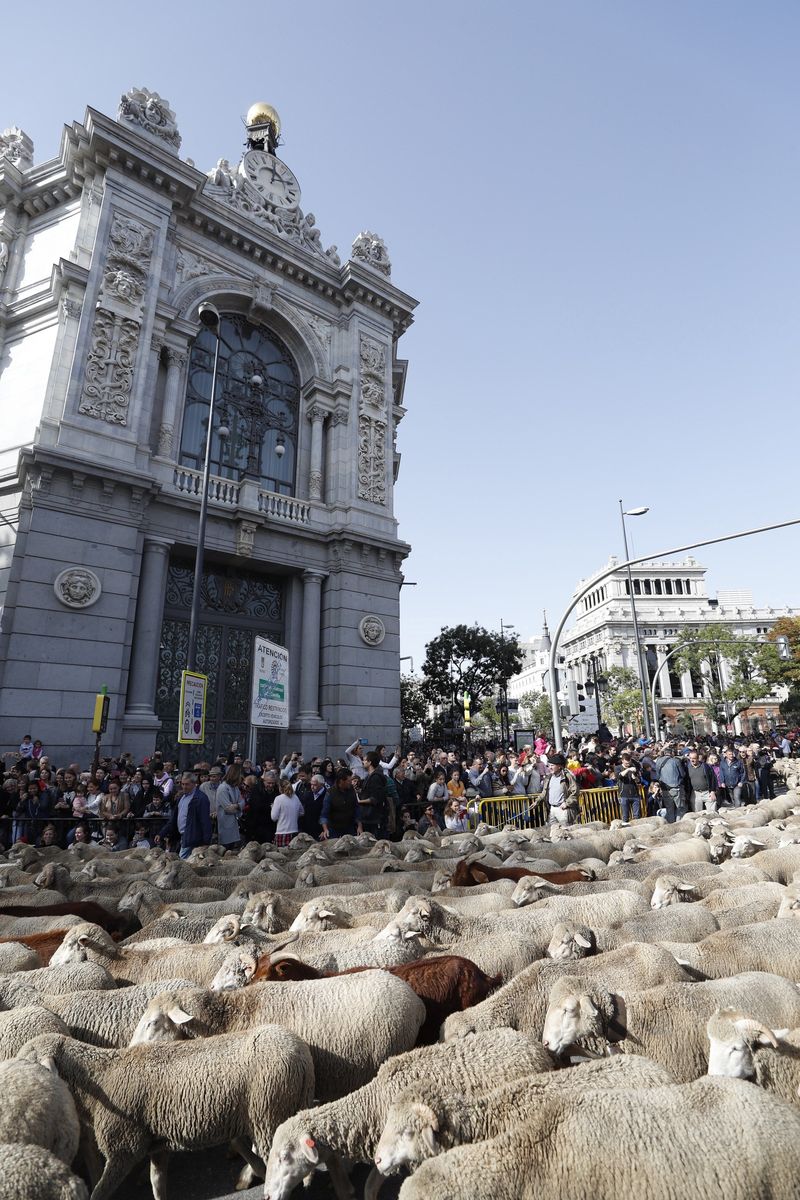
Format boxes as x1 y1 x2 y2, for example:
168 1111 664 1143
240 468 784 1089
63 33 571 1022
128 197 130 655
240 151 301 208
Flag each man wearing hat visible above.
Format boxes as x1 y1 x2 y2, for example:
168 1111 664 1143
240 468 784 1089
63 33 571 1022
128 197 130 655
201 765 223 841
543 753 579 825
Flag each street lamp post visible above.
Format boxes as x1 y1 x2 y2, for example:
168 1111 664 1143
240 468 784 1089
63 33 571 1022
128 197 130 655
620 501 653 738
548 514 800 752
181 302 229 769
500 619 515 748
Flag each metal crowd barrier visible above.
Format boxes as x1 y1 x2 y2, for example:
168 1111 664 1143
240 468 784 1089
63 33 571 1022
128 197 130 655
478 785 650 829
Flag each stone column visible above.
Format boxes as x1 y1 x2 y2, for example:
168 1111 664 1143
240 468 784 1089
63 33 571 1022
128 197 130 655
680 669 694 700
656 645 672 699
157 346 188 458
307 406 328 501
121 538 173 760
297 570 327 718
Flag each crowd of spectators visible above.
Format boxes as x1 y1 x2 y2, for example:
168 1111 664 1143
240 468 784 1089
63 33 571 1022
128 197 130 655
0 726 794 854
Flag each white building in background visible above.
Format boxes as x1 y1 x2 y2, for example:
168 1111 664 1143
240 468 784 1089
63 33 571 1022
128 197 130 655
554 557 797 734
507 616 552 701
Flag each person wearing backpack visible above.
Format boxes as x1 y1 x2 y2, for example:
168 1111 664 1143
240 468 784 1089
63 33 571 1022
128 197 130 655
655 744 688 823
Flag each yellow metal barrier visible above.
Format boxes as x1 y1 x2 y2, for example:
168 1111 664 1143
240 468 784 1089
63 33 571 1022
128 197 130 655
479 786 649 829
477 793 550 830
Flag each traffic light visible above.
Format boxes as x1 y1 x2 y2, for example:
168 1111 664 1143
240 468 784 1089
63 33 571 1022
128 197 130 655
776 635 791 661
567 681 587 716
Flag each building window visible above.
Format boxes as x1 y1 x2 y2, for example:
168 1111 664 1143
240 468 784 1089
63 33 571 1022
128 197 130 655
634 580 642 595
654 579 663 595
179 313 300 496
625 580 630 595
644 580 652 595
675 580 683 595
664 580 673 595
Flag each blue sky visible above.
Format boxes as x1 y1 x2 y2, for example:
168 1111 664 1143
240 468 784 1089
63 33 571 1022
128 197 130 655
5 0 800 669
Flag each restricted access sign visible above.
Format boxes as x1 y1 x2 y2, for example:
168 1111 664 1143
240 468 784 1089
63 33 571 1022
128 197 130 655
178 670 208 745
250 636 289 729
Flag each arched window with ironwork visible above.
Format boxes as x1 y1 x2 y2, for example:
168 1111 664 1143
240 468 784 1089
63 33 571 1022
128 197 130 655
179 313 300 496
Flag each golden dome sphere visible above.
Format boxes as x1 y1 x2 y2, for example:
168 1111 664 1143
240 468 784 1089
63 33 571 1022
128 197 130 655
246 102 281 135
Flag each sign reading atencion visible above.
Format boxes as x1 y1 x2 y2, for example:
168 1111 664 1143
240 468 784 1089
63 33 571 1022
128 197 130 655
250 636 290 729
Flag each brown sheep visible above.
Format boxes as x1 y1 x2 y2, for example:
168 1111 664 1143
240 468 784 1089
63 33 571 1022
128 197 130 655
449 859 593 888
255 953 501 1043
0 901 139 937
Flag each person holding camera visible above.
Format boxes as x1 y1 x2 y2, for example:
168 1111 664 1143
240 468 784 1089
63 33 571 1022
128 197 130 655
615 752 642 821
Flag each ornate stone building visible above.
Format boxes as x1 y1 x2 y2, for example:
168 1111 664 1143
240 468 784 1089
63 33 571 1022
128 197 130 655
559 557 797 734
0 93 417 763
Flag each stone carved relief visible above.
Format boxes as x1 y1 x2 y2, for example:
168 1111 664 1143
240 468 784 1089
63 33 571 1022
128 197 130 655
359 336 387 411
0 237 11 285
357 334 389 504
79 308 140 424
0 127 33 170
117 87 181 152
176 247 212 283
359 615 386 646
207 170 340 265
236 520 257 558
309 470 323 500
351 230 391 276
53 568 102 609
357 415 387 505
79 211 155 426
61 297 82 320
306 313 332 352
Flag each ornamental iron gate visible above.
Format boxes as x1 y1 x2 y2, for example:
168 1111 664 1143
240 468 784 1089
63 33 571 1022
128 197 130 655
155 562 284 763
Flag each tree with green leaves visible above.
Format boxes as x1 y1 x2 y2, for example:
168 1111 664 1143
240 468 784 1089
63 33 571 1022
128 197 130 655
520 690 553 733
765 617 800 688
400 673 427 738
601 666 642 730
671 623 783 725
420 624 523 713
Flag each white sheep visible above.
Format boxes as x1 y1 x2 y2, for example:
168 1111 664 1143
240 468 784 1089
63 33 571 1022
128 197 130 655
37 978 198 1047
706 1007 800 1103
0 1057 79 1164
395 1077 800 1200
373 1054 675 1180
263 1026 553 1200
541 969 800 1080
0 941 41 972
49 921 253 986
658 917 800 979
0 1142 88 1200
442 942 688 1041
17 1027 314 1200
0 1005 69 1060
127 970 426 1102
0 961 115 1007
545 922 595 961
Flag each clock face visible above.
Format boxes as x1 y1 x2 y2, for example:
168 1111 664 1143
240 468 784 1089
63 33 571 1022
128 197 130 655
240 152 300 208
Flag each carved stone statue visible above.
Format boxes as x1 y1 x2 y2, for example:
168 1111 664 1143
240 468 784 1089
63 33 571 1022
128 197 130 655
351 230 391 277
117 88 181 152
206 158 235 193
0 127 33 171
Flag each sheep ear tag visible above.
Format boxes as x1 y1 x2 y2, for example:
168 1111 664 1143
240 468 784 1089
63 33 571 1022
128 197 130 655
301 1136 319 1164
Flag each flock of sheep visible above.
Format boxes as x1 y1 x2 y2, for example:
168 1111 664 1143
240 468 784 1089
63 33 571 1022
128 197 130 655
3 765 800 1198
